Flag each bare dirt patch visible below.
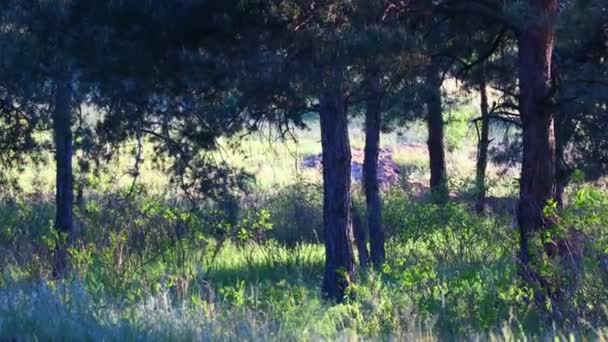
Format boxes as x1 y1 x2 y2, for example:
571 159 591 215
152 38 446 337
302 147 403 190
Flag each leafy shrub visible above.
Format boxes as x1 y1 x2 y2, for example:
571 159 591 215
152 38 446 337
383 189 519 334
0 187 276 302
0 198 55 278
445 105 476 152
262 178 323 246
537 185 608 325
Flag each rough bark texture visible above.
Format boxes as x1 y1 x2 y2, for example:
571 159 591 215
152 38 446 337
351 204 369 268
426 63 448 203
475 69 491 214
320 88 356 302
52 73 74 278
516 0 558 275
363 84 385 266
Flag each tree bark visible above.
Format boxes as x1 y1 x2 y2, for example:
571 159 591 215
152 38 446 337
363 81 385 266
52 73 74 278
516 0 558 277
475 68 491 214
320 87 355 302
426 62 448 203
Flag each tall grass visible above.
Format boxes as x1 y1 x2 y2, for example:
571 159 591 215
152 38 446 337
3 183 608 340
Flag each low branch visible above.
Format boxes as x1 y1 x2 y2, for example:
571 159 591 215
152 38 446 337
472 114 521 127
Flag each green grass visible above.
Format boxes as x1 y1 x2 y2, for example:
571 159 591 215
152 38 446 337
3 182 608 340
207 243 325 286
2 235 607 341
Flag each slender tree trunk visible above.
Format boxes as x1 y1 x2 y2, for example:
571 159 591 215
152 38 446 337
426 62 448 203
351 204 369 267
554 118 569 208
76 182 85 210
552 53 579 209
553 111 584 316
52 73 74 278
320 87 355 302
516 0 558 279
475 68 491 214
363 80 385 266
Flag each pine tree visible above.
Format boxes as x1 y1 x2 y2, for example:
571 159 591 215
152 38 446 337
0 1 87 276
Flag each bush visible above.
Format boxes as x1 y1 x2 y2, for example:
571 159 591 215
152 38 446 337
0 198 55 278
445 105 476 152
537 185 608 326
382 189 519 335
262 178 323 247
0 188 272 300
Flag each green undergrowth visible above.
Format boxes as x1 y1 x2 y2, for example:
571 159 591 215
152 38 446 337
3 183 608 340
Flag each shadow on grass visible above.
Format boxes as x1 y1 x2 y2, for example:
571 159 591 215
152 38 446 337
206 244 325 288
206 254 325 288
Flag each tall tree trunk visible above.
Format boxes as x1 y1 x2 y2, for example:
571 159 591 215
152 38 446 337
426 62 448 203
475 68 491 214
516 0 558 279
320 87 355 302
363 80 385 266
52 73 74 278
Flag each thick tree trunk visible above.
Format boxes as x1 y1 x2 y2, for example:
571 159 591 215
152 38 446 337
426 62 448 203
320 88 355 302
475 69 491 214
52 73 74 278
516 0 558 277
363 83 385 266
